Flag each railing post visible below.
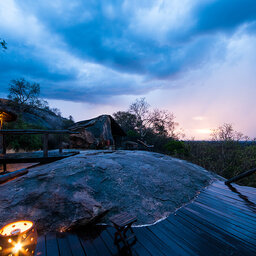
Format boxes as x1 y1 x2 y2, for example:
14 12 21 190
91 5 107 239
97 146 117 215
59 134 63 154
43 134 48 157
0 134 7 173
0 134 6 155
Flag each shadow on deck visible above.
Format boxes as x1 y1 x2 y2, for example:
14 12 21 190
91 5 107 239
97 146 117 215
35 181 256 256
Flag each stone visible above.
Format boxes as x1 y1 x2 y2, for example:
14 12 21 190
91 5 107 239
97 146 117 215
0 150 220 234
69 115 126 149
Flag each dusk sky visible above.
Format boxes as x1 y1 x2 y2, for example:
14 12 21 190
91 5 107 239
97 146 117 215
1 0 256 139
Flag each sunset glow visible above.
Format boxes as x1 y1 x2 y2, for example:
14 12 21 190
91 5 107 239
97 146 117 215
195 129 212 135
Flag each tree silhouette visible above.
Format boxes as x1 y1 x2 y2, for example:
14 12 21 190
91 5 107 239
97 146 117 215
8 78 40 106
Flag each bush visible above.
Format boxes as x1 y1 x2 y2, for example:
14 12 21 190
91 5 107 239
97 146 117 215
164 140 189 157
4 116 43 151
184 141 256 187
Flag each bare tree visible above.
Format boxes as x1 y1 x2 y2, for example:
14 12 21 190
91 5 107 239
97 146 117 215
8 78 40 106
129 98 150 122
128 98 151 137
211 123 247 141
149 109 179 138
127 98 179 139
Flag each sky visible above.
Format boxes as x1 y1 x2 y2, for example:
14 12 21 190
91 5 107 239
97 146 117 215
1 0 256 139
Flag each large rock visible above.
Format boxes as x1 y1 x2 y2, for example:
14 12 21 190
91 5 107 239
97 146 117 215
69 115 126 149
0 150 219 234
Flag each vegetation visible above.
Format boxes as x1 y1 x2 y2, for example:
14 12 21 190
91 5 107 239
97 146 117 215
164 140 189 157
5 117 43 151
179 124 256 187
2 78 74 151
113 98 181 152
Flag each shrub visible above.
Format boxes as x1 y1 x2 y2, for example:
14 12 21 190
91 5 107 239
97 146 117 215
164 140 189 157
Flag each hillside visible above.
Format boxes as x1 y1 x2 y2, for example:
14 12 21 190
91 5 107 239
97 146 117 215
0 98 74 151
0 98 73 130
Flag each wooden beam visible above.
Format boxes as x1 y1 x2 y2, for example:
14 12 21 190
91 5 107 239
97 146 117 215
0 152 79 164
0 129 79 135
225 168 256 185
0 168 28 184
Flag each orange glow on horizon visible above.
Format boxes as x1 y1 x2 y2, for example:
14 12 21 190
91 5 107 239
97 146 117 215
195 129 212 134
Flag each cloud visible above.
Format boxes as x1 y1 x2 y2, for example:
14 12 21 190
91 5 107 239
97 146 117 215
0 0 256 104
195 0 256 34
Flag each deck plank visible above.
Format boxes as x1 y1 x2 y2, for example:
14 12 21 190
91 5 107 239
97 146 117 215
57 235 73 256
198 192 256 221
98 229 119 255
182 206 256 254
91 233 112 256
166 215 226 256
177 208 251 255
46 233 60 256
171 211 240 255
79 236 99 256
66 234 86 256
133 228 166 256
188 202 256 242
195 196 256 227
148 223 194 256
35 235 46 256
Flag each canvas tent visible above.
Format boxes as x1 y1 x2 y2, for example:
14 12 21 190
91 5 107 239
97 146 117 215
69 115 126 149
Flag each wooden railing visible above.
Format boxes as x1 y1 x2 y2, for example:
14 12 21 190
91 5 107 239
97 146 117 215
0 129 78 157
0 129 79 174
225 167 256 185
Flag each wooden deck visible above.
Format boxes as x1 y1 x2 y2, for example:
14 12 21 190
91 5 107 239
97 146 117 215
0 150 79 164
35 181 256 256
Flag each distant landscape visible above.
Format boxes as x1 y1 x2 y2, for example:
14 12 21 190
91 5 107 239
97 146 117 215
1 78 256 188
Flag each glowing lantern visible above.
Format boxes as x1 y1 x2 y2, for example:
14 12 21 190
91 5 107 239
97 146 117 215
0 220 37 256
0 108 17 129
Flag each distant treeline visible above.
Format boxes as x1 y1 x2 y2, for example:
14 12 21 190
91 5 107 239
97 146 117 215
167 140 256 188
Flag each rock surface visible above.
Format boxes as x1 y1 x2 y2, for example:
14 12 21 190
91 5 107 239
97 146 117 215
0 150 219 234
69 115 126 149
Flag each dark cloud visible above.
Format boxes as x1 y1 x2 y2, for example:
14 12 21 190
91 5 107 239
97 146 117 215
195 0 256 34
1 0 256 103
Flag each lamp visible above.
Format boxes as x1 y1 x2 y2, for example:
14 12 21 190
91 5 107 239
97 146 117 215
0 220 37 256
0 108 17 130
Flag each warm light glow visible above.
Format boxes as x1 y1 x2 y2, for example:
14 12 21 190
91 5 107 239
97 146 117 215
195 129 212 134
0 221 33 236
193 116 204 121
13 242 22 252
0 220 37 256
